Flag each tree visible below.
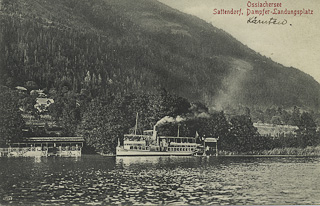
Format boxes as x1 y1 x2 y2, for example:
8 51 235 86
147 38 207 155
18 95 37 114
225 115 261 153
271 116 282 125
147 89 191 127
48 91 82 136
61 98 81 136
0 86 25 146
297 112 318 147
77 96 135 154
288 106 301 126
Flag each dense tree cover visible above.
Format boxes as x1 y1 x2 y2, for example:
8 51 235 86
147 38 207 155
296 112 318 147
1 84 319 153
0 2 229 104
77 97 130 154
76 90 191 154
0 86 25 146
224 105 320 151
220 115 260 153
76 89 319 154
1 0 320 110
225 105 320 127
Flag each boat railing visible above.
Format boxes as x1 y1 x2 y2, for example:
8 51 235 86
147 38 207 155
126 145 149 151
0 148 9 152
169 142 198 147
123 140 146 145
124 134 151 139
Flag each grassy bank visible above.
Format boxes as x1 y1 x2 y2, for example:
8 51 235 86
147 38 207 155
219 146 320 156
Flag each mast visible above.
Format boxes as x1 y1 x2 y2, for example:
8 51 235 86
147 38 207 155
134 112 138 135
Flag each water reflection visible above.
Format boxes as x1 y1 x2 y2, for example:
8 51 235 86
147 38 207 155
116 156 164 167
0 156 320 205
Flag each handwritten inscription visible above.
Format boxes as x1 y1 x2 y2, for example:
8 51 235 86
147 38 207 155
247 16 287 25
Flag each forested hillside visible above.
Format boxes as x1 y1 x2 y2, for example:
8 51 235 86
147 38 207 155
1 0 320 110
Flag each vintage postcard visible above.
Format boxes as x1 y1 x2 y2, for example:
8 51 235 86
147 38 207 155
0 0 319 205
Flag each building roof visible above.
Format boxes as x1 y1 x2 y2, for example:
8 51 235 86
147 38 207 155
15 86 27 91
25 137 84 142
36 98 54 105
204 138 218 143
31 89 44 93
160 136 195 139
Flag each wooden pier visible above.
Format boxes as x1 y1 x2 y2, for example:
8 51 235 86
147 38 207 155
0 137 84 157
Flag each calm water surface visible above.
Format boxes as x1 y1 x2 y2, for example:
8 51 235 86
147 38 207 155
0 155 320 205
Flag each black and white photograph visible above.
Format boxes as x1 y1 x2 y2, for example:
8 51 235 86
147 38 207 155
0 0 319 205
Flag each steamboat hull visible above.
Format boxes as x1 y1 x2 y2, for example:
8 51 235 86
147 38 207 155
116 148 194 156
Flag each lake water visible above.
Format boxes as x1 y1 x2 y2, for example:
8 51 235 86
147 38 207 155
0 155 320 205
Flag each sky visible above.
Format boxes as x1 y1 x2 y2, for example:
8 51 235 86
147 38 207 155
158 0 320 83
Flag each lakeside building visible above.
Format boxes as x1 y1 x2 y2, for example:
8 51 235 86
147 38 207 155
0 137 84 157
253 123 298 137
203 137 218 156
34 98 54 112
30 89 47 97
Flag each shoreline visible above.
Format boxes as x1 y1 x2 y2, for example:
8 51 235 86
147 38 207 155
3 146 320 158
94 146 320 157
218 146 320 157
217 154 320 157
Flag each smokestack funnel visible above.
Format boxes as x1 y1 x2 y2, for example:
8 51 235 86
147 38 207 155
152 125 157 140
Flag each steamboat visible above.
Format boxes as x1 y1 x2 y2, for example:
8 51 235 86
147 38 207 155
116 126 202 156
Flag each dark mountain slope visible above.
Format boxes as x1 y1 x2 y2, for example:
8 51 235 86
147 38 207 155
0 0 319 110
